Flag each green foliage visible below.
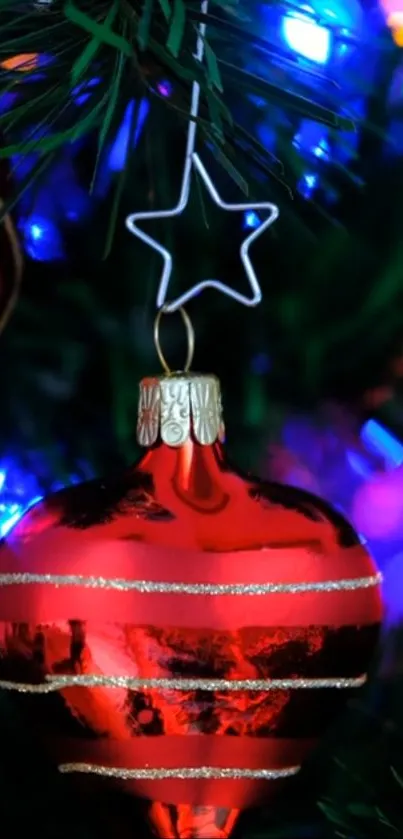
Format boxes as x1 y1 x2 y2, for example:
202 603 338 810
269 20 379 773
0 6 402 838
0 0 353 200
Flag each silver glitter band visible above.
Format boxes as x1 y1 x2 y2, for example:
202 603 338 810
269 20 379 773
48 674 368 691
58 763 301 780
0 571 383 595
0 674 367 694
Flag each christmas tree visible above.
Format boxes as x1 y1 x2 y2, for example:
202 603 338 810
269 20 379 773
0 2 403 837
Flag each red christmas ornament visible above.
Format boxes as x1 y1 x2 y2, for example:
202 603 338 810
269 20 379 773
0 309 383 839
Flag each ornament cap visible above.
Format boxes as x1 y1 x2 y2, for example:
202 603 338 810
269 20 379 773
137 372 225 448
139 304 225 447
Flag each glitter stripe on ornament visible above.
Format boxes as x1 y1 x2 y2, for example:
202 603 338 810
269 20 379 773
0 674 368 694
58 764 301 780
0 571 382 595
47 674 367 691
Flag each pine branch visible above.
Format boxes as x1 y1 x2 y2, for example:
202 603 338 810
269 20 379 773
0 0 359 193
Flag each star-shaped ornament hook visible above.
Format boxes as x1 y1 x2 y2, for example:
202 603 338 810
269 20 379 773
125 0 279 313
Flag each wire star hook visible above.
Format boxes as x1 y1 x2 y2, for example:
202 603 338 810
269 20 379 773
125 0 279 313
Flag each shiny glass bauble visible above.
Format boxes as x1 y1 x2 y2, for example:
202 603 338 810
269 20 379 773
0 374 382 839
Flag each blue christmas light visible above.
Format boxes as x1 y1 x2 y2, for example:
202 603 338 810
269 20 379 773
346 450 374 479
282 7 331 64
156 79 173 98
73 77 101 107
92 98 151 198
0 91 18 115
250 0 368 208
0 495 42 538
298 172 319 198
20 214 65 261
50 157 92 223
243 210 261 229
0 462 43 537
108 98 150 172
293 120 330 160
0 458 94 538
255 123 277 156
361 420 403 469
280 0 362 65
14 143 93 261
61 188 91 222
11 151 38 181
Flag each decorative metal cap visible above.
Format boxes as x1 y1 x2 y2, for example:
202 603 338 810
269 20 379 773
138 304 225 447
137 373 225 447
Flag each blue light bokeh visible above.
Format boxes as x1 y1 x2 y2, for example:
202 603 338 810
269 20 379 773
282 8 332 64
250 0 372 201
12 90 150 260
20 214 65 261
108 99 150 173
0 458 94 538
0 462 43 537
243 210 262 229
361 419 403 469
281 0 363 64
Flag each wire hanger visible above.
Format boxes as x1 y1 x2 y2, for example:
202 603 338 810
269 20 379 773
125 0 279 313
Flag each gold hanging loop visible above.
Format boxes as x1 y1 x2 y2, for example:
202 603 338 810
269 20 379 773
153 305 195 375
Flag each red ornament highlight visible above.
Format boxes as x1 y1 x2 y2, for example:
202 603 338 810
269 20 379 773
0 369 382 839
